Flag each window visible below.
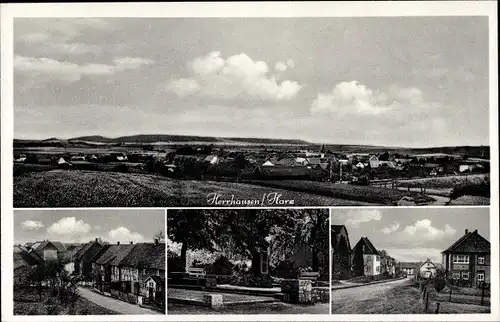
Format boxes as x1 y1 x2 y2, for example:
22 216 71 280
462 272 469 280
376 266 380 273
452 272 460 279
375 256 380 262
452 255 469 264
260 251 269 274
477 272 485 281
478 256 485 265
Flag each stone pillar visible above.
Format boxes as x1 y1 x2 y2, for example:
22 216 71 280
137 295 143 305
203 294 223 309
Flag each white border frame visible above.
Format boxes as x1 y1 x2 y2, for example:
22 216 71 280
1 1 498 321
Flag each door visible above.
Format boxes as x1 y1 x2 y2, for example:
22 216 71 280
148 287 154 302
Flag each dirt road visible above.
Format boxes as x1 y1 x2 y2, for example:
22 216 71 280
78 287 162 315
332 278 412 304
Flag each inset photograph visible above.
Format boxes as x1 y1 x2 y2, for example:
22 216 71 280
13 209 166 315
331 208 490 314
166 209 329 314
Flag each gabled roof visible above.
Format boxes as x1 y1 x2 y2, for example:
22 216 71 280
14 246 44 270
419 259 437 270
120 243 165 270
93 244 135 266
398 262 420 269
442 230 490 254
331 225 351 251
74 241 101 259
353 237 379 255
146 275 165 285
31 240 66 253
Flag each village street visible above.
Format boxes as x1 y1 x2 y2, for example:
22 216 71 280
78 287 162 315
332 277 412 304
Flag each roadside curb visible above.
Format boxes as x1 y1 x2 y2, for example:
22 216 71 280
332 277 407 290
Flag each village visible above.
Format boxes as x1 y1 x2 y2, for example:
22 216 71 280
13 210 166 315
166 208 330 314
13 140 491 207
331 208 491 314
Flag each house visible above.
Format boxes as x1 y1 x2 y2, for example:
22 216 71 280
352 237 380 276
118 239 166 301
253 165 314 180
398 262 419 276
419 259 437 278
71 155 86 161
442 229 490 287
355 162 365 169
28 240 66 261
459 164 472 173
14 246 44 285
331 225 351 279
116 154 128 161
204 155 219 165
73 239 104 279
92 243 136 293
369 156 380 169
56 157 68 165
262 160 275 167
92 240 165 304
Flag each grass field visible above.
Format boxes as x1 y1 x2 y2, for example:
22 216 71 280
168 303 330 314
332 284 423 314
244 180 434 205
395 174 489 190
14 287 118 315
13 170 373 207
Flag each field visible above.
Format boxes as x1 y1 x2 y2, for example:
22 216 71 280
14 287 118 315
244 180 435 205
13 170 374 207
395 174 489 191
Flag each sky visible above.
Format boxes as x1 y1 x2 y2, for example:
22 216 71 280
13 17 490 147
14 209 165 244
331 208 490 263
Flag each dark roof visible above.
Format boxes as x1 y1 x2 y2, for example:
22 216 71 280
74 241 101 259
442 230 490 254
398 262 420 269
32 240 66 252
14 246 44 270
353 237 379 255
93 244 135 266
120 243 165 270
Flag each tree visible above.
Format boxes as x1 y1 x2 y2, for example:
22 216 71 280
167 209 220 271
154 229 165 242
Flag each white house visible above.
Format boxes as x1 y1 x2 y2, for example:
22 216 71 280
57 157 68 165
369 156 380 169
419 259 437 279
262 160 275 167
204 155 219 165
459 164 472 173
355 162 365 169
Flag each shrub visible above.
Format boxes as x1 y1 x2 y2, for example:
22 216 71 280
272 260 300 279
205 255 235 276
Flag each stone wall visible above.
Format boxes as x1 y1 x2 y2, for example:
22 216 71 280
280 279 314 304
312 287 330 303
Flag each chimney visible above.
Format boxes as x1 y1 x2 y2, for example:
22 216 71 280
95 238 98 242
465 229 468 235
154 238 159 245
474 229 478 233
130 241 133 244
117 241 120 245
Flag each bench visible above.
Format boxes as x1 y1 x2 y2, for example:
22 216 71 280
187 267 206 278
299 271 320 282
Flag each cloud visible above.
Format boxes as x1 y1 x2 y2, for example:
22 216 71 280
166 51 303 101
343 209 382 228
47 217 91 237
21 220 45 231
286 59 295 69
403 219 456 240
94 225 102 230
14 55 154 83
275 61 287 72
310 81 439 117
18 32 51 43
380 222 400 234
113 57 155 71
107 227 145 243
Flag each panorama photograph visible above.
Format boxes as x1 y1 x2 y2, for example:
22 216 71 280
331 208 491 314
13 209 166 315
13 17 490 207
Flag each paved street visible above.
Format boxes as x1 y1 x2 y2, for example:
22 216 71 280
332 277 412 304
78 287 162 315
